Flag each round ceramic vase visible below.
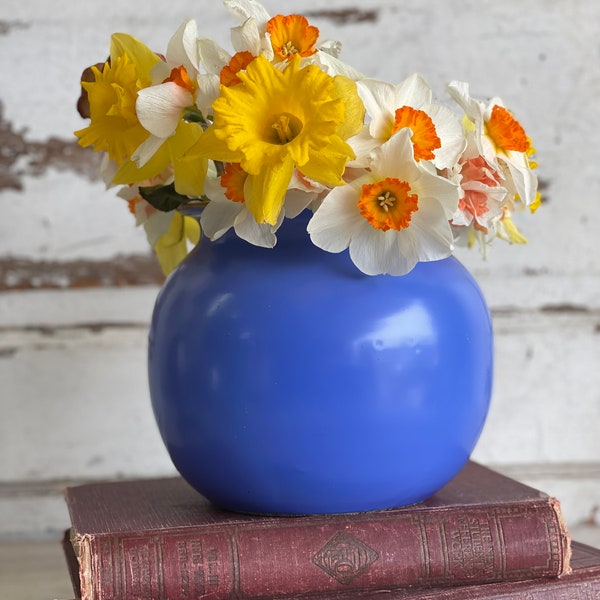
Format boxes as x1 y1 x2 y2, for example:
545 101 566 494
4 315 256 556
148 214 493 515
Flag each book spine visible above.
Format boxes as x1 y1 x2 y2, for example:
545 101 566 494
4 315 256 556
74 499 570 600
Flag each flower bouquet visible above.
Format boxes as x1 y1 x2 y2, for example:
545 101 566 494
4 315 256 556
76 0 539 278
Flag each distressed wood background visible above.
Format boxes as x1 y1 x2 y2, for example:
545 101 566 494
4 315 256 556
0 0 599 540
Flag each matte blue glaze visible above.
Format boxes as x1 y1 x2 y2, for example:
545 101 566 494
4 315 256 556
148 214 493 515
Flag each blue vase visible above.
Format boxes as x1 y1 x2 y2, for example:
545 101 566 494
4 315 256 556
148 213 493 515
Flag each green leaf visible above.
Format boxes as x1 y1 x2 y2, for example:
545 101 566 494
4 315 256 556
139 183 189 212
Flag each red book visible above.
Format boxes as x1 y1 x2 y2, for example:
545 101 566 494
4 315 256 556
307 541 600 599
63 461 571 600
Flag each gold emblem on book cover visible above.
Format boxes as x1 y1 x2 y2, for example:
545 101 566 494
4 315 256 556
312 531 379 584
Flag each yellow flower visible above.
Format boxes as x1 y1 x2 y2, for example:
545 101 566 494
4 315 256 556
198 54 364 224
113 119 208 197
154 212 201 275
75 34 160 165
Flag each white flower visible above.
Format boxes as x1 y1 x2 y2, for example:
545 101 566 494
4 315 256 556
450 133 507 231
307 129 460 276
350 74 465 170
220 0 359 79
200 165 319 247
447 81 537 207
132 20 202 167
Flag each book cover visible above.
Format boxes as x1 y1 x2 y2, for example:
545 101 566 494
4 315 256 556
63 461 571 600
315 541 600 599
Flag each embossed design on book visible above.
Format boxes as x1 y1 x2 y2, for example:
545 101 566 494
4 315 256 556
312 530 379 584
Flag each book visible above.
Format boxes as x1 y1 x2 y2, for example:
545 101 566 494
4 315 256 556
63 461 571 600
307 541 600 599
62 537 599 600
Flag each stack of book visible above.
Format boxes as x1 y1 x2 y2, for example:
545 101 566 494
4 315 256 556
61 461 600 599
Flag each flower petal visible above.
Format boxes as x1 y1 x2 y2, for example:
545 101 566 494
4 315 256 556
244 155 295 224
234 209 279 247
137 82 193 138
166 19 199 74
109 33 160 78
198 38 231 75
357 79 395 138
223 0 271 27
349 225 415 276
393 73 432 109
307 185 363 252
200 198 244 240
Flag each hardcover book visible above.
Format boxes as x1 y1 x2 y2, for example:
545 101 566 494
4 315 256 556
63 461 571 600
308 541 600 599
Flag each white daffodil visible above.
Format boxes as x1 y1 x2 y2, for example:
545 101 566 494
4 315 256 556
219 0 360 79
200 163 321 247
350 74 465 170
134 19 201 165
307 129 460 276
450 133 507 234
447 81 538 207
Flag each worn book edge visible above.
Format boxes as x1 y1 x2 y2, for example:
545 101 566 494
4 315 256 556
549 496 572 577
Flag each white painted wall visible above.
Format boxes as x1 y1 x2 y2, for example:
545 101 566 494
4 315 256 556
0 0 599 539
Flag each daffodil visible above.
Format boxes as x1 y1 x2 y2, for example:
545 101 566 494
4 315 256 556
75 33 160 165
450 134 507 233
197 54 364 225
267 14 319 62
154 211 201 275
200 163 321 246
135 20 200 149
195 0 360 129
350 74 465 171
108 21 210 196
447 81 538 207
307 129 460 276
221 0 361 79
201 164 282 247
119 185 200 275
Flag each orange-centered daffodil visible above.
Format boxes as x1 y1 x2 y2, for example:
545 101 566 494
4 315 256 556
266 14 319 62
486 105 529 154
358 178 419 231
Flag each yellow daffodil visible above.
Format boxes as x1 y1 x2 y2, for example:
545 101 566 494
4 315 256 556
153 211 201 275
112 119 208 197
197 54 364 224
75 34 160 165
111 20 208 196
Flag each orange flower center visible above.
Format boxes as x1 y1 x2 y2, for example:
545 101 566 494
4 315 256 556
391 106 441 161
221 163 247 203
162 65 195 93
220 51 255 87
267 14 319 62
486 105 528 153
358 178 419 231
